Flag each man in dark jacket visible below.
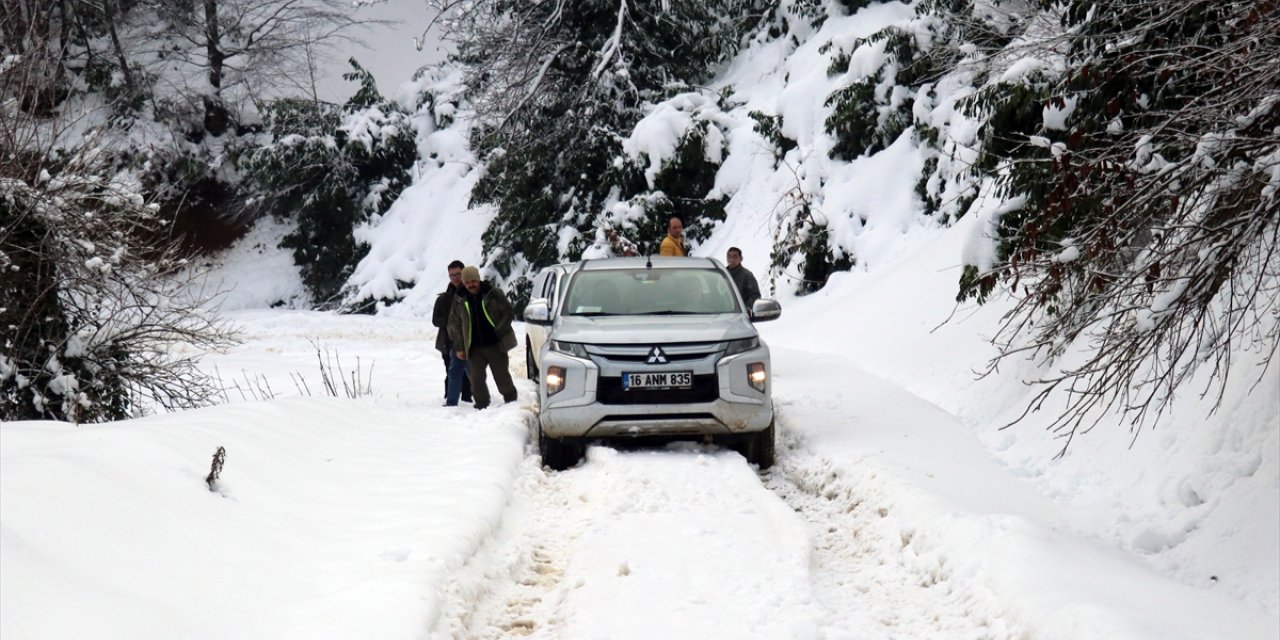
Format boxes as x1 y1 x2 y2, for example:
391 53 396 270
726 246 761 310
447 265 518 410
432 260 472 406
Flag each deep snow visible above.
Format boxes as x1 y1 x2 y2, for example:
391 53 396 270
3 0 1277 638
3 299 1275 638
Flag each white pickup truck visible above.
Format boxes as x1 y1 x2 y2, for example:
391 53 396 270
522 256 781 470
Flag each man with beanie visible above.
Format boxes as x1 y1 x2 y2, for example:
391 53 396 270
432 260 472 406
447 265 519 410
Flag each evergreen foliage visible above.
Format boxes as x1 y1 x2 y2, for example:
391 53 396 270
793 225 855 295
956 0 1280 451
473 93 646 282
2 3 247 423
788 0 831 29
243 61 416 309
749 111 798 164
824 18 963 161
773 0 1030 298
647 120 731 251
9 0 1275 455
786 2 983 294
823 21 939 161
767 186 856 297
824 71 887 161
446 0 755 304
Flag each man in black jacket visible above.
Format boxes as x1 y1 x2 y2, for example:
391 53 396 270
432 260 472 405
447 265 519 410
726 247 761 310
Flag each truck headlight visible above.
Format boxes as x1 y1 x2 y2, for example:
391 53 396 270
724 337 759 356
546 366 567 395
747 362 767 392
550 340 589 358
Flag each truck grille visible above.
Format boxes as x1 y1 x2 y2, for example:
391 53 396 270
588 342 723 364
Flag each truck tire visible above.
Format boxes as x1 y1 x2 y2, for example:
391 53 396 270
525 337 539 382
734 420 775 469
539 429 585 471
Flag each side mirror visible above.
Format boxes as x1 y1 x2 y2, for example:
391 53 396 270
523 298 552 325
750 299 781 322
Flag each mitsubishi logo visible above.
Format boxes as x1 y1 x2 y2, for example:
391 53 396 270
646 346 669 365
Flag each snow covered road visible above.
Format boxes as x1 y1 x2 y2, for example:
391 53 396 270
425 328 1275 640
433 442 1027 640
435 448 823 639
2 311 1274 640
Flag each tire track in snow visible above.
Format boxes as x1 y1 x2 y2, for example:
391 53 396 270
431 443 826 639
433 422 1023 639
764 426 1025 639
430 453 573 639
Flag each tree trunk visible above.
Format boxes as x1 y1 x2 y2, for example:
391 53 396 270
4 0 68 115
202 0 231 135
102 0 135 91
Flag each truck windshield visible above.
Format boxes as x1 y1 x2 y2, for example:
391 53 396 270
565 268 741 316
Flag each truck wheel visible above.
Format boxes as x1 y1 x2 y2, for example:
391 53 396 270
735 420 775 469
525 338 539 382
539 429 584 471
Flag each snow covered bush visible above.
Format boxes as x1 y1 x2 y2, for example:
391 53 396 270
0 121 236 422
242 62 416 309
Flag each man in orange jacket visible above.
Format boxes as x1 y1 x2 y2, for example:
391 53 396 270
659 216 686 256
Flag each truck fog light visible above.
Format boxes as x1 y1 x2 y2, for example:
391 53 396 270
546 366 567 396
747 362 767 392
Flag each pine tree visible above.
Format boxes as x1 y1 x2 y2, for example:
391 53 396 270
439 0 757 306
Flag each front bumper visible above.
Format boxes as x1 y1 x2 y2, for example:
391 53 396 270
537 345 774 438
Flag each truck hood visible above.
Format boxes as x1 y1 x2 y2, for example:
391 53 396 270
552 313 757 345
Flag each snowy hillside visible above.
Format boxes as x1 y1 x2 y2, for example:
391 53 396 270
338 0 1280 614
2 0 1276 638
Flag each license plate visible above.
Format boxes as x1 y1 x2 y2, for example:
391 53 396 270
623 371 693 390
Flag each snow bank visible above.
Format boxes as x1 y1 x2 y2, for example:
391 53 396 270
0 312 532 640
